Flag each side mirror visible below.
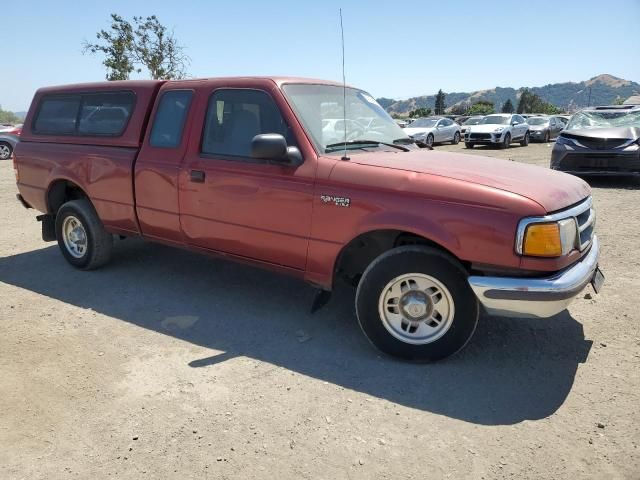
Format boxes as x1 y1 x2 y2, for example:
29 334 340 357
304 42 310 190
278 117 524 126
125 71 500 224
511 121 518 126
251 134 303 166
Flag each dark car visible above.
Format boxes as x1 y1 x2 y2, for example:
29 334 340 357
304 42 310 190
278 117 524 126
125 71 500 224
528 116 564 142
551 105 640 176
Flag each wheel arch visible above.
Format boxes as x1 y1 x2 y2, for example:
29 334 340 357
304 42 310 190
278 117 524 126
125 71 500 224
333 228 468 288
46 178 91 214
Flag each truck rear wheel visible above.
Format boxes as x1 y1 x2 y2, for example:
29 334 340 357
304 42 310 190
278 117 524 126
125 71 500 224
355 246 479 361
55 199 113 270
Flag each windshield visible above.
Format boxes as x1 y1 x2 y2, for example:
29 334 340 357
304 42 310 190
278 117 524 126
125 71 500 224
464 117 483 125
527 117 548 125
480 115 510 125
566 110 640 130
409 118 439 128
282 84 409 152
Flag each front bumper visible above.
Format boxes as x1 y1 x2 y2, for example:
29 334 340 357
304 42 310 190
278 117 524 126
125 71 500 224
551 144 640 175
468 236 600 318
465 132 503 144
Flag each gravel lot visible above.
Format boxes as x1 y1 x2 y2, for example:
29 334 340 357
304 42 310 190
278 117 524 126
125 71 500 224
1 142 639 479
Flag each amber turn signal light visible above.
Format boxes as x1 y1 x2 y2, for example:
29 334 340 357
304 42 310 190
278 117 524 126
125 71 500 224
522 223 562 257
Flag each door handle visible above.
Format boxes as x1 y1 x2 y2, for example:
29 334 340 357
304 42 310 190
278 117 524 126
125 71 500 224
190 170 205 183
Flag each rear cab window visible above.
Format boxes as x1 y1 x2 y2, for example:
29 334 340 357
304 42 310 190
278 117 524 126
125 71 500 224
33 91 135 136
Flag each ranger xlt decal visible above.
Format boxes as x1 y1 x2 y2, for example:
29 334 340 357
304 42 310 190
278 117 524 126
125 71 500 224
320 195 351 207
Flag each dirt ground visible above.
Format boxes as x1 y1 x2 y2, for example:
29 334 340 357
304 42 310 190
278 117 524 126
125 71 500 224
1 142 639 479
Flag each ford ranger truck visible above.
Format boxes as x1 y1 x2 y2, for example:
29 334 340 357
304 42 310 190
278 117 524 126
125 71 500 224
13 78 604 361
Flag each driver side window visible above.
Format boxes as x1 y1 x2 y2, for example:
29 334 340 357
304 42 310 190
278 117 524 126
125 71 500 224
201 89 296 158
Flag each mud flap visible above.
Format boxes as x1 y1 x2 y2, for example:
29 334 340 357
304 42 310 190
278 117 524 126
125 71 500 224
311 289 332 314
37 214 56 242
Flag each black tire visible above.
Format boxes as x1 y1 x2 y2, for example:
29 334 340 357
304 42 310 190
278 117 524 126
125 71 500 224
521 131 530 146
426 133 434 147
500 133 511 149
0 141 12 160
355 246 479 362
452 131 460 145
55 199 113 270
465 142 474 149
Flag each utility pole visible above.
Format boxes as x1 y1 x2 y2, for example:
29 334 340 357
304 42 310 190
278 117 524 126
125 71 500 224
587 86 592 107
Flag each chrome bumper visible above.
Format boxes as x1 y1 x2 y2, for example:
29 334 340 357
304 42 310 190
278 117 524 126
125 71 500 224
468 236 600 318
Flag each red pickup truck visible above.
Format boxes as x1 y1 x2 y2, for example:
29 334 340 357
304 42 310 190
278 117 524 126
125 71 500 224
14 77 603 361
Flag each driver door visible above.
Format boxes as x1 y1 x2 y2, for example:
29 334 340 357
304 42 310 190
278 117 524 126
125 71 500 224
179 86 315 270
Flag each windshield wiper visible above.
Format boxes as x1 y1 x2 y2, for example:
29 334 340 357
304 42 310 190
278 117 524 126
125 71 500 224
325 140 410 153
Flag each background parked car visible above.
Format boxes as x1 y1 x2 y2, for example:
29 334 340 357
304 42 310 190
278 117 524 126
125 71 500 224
403 117 461 146
0 124 22 160
321 118 373 145
527 116 565 142
551 104 640 176
459 116 484 138
465 114 529 149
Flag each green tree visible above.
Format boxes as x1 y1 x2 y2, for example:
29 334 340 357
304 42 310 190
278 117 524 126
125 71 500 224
517 88 560 114
0 106 21 124
408 107 432 118
434 89 446 115
83 14 189 80
614 97 625 105
501 99 514 113
82 14 136 80
468 100 494 115
132 15 189 80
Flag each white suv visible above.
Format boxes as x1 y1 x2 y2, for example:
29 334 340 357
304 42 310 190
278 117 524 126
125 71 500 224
464 114 530 149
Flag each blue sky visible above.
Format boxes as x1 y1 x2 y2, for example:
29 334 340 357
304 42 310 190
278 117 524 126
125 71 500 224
2 0 639 112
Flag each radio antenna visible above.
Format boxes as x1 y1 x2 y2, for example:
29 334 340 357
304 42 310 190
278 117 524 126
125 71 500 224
339 8 349 161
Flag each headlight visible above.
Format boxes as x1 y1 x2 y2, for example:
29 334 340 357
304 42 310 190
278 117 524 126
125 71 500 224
517 218 578 257
494 127 504 133
556 135 586 148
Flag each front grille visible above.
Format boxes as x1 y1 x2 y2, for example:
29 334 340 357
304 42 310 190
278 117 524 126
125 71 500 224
570 198 595 251
576 203 595 250
563 134 629 150
470 133 492 140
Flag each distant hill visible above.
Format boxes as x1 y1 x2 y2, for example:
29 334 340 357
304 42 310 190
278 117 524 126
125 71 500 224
380 74 640 116
13 111 27 121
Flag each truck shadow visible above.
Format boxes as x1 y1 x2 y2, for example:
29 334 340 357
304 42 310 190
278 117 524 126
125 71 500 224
0 240 592 426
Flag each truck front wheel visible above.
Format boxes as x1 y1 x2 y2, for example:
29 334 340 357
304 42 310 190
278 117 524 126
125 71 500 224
355 246 478 361
55 199 113 270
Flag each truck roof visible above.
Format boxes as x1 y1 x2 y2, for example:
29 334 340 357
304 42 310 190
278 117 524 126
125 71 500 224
35 76 346 94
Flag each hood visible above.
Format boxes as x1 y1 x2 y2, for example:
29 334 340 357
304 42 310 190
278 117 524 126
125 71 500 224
466 124 507 133
562 126 640 141
345 149 590 213
404 127 436 136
